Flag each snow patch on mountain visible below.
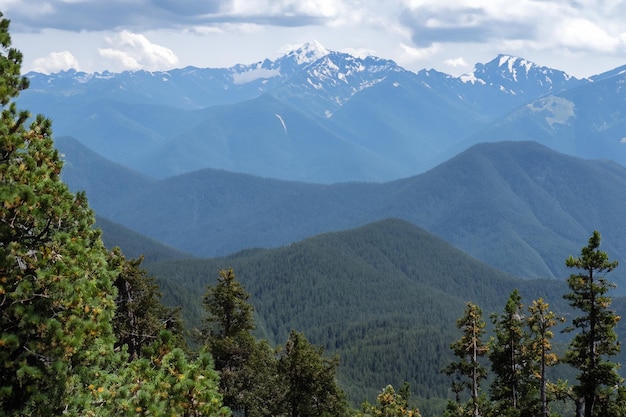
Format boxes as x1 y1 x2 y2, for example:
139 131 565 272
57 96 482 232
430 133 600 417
232 67 281 84
275 114 287 134
498 55 534 80
306 77 323 90
290 52 396 109
460 72 486 84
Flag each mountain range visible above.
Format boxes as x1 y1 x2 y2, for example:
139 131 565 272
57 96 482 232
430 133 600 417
30 42 626 285
20 42 625 183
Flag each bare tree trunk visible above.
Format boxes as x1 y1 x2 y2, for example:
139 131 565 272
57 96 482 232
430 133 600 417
540 346 546 417
472 318 480 417
575 397 584 417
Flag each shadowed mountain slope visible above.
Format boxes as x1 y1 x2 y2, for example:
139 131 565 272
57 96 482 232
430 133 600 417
60 139 626 287
96 215 193 263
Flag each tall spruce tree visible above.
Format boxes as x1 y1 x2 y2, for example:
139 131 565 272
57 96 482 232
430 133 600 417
443 302 489 417
489 289 526 416
563 230 622 417
238 339 283 417
277 330 349 417
203 268 266 415
110 249 184 359
526 297 562 417
0 13 118 415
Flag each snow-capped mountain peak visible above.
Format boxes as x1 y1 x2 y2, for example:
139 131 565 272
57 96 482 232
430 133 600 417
475 54 540 82
497 54 534 79
465 54 581 96
285 40 329 65
226 41 330 85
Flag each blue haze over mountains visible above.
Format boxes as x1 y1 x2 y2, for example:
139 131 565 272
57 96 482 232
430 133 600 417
20 41 626 183
17 42 626 287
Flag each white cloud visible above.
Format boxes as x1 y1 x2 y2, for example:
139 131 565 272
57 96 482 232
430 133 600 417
553 18 621 52
444 56 468 68
98 30 179 72
32 51 80 73
98 48 141 71
228 0 342 18
399 42 439 61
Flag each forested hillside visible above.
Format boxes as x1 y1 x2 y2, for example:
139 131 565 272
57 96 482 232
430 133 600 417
96 215 194 262
145 219 579 407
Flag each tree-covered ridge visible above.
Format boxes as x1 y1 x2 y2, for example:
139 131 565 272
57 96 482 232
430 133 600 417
96 215 194 263
147 218 577 409
149 226 626 417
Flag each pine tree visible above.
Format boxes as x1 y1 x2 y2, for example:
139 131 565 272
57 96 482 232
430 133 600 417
0 13 118 415
202 268 269 415
443 302 489 417
101 331 230 417
277 330 349 417
357 384 421 417
489 289 526 416
563 230 622 417
0 15 228 415
526 297 562 417
110 249 184 359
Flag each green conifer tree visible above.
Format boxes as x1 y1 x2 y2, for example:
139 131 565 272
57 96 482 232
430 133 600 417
526 297 563 417
563 230 622 417
0 15 228 415
0 13 118 415
489 289 526 416
277 330 349 417
100 331 230 417
203 268 278 416
110 249 184 359
443 302 489 417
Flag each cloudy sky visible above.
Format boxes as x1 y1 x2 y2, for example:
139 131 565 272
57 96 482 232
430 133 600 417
2 0 626 78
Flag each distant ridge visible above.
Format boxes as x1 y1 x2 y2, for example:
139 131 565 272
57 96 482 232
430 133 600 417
96 215 193 263
60 138 626 287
